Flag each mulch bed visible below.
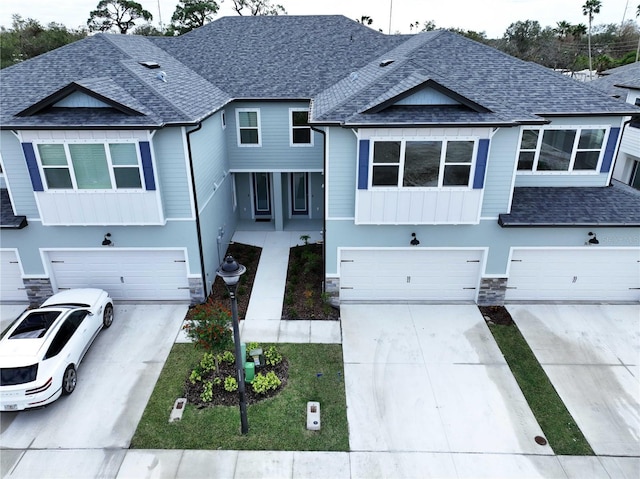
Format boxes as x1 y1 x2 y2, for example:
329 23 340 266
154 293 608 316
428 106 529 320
184 358 289 408
479 305 514 326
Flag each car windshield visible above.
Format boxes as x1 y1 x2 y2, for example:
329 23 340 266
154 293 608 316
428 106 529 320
9 311 61 339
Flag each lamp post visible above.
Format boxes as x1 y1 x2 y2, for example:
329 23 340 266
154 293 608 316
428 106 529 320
216 255 248 434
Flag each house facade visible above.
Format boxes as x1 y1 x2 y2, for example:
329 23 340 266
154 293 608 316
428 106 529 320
1 16 639 306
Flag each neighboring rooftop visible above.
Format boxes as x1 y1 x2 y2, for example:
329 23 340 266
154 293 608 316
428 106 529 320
590 62 640 98
498 181 640 227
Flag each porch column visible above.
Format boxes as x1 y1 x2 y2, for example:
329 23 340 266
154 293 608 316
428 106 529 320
273 172 284 231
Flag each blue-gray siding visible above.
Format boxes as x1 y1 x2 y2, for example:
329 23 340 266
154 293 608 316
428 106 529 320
226 101 323 171
151 127 193 219
327 127 357 218
0 131 39 218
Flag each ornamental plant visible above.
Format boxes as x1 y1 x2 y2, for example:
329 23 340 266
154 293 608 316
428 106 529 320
252 371 281 395
184 302 233 373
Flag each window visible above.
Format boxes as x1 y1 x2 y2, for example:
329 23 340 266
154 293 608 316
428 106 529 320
36 142 143 190
237 109 261 146
290 109 312 146
44 311 87 360
517 127 606 173
371 139 475 188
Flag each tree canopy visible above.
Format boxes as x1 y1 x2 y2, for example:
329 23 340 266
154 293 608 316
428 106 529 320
230 0 287 16
0 15 86 68
87 0 152 34
169 0 221 35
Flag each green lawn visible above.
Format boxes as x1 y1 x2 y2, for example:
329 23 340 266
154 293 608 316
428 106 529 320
488 323 593 455
131 343 349 451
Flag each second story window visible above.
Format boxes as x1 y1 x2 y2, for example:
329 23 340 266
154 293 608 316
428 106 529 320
237 109 261 146
36 142 142 190
517 127 607 172
371 139 475 188
290 109 312 146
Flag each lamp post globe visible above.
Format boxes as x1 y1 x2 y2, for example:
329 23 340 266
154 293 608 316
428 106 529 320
216 255 248 434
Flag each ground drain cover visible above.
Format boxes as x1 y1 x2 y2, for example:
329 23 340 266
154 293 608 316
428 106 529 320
535 436 548 445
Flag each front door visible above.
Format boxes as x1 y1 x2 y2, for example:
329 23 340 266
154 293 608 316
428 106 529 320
253 173 272 219
290 172 309 216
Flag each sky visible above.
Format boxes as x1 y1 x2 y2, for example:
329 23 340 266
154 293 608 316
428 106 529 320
0 0 638 38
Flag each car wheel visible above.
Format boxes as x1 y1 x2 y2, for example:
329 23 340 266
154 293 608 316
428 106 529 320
103 304 113 329
62 365 77 395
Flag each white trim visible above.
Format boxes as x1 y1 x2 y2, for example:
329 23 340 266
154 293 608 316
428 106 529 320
230 168 323 173
368 136 479 190
236 108 262 147
289 108 314 147
326 216 356 221
0 248 26 276
515 125 610 175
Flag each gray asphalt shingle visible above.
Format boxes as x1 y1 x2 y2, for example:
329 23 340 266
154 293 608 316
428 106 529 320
498 181 640 226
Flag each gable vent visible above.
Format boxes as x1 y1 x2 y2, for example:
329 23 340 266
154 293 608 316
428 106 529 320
139 61 161 69
379 59 395 67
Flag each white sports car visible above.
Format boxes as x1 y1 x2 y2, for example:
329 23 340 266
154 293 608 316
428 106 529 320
0 289 113 411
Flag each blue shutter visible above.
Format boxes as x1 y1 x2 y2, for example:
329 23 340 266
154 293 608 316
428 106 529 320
473 139 490 189
22 143 44 192
139 141 156 190
600 127 620 173
358 140 370 190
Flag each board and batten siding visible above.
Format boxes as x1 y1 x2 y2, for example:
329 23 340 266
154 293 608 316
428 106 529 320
226 101 323 171
480 127 518 218
152 127 193 219
327 127 357 219
0 131 40 218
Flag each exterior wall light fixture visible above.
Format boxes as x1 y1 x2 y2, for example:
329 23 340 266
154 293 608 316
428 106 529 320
587 232 599 245
410 232 420 246
102 233 113 246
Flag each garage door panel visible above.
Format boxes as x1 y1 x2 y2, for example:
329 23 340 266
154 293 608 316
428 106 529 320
0 251 28 302
48 250 191 301
506 248 640 302
340 249 483 302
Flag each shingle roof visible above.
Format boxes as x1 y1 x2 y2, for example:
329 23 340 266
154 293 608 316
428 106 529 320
590 62 640 98
498 181 640 227
1 16 639 130
311 30 640 126
0 189 27 229
153 15 405 99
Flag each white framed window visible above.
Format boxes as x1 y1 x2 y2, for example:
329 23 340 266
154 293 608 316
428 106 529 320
370 138 476 188
236 108 261 146
517 127 607 173
289 108 313 146
35 141 143 190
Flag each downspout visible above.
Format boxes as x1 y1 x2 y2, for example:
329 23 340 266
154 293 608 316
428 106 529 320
311 126 327 292
185 123 207 302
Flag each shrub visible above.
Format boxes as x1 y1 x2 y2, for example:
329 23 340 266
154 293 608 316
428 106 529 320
184 302 233 353
220 350 235 364
189 369 202 384
252 371 281 395
264 345 282 366
224 376 238 392
201 381 213 402
213 377 222 386
200 352 215 372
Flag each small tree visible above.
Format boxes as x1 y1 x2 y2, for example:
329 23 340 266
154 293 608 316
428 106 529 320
87 0 153 34
169 0 221 35
183 302 233 373
230 0 286 16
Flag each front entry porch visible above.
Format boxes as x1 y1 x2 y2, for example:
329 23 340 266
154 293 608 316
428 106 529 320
234 172 324 232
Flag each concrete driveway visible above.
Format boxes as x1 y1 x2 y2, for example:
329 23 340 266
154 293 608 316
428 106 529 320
0 304 187 453
507 304 640 457
341 304 552 455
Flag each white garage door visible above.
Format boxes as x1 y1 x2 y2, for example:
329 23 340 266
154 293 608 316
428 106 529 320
47 249 191 301
0 250 28 302
506 248 640 302
340 248 484 302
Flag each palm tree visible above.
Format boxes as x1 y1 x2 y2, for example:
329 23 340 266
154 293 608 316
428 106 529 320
554 20 573 39
582 0 602 79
